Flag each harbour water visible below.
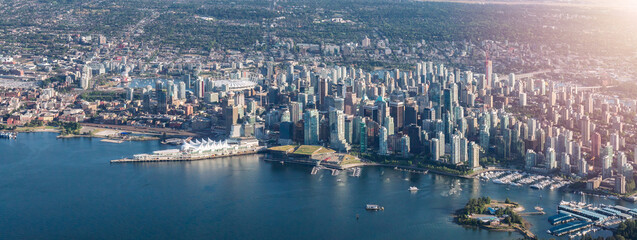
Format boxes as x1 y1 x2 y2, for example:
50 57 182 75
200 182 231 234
1 132 634 239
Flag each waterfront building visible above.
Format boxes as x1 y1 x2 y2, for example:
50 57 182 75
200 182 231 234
360 121 367 153
479 129 489 149
615 175 626 194
547 147 557 170
401 135 410 157
451 134 461 165
437 131 445 155
431 138 441 161
468 141 481 169
560 152 570 175
602 155 613 178
525 149 536 170
329 109 349 152
131 138 262 162
303 109 319 145
379 126 388 155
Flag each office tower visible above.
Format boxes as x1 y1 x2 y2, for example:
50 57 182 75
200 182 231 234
437 131 445 155
610 132 620 152
585 95 593 114
615 175 626 194
578 157 587 175
125 87 134 101
389 101 405 131
469 141 480 169
142 88 152 111
329 109 348 151
581 116 590 144
360 121 367 153
431 138 441 161
525 149 536 170
281 109 291 123
319 78 328 109
592 132 601 158
526 78 534 94
485 60 492 89
602 144 614 178
451 134 461 164
618 152 627 168
384 116 394 136
401 135 410 157
80 65 91 89
178 81 186 100
379 126 388 155
194 79 205 98
303 109 319 145
546 147 557 170
479 129 489 149
157 88 168 113
560 152 570 174
374 96 388 125
508 73 516 88
405 103 418 126
224 105 238 132
290 102 303 123
519 92 527 107
549 91 556 106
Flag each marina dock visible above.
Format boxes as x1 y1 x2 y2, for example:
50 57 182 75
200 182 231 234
546 201 637 237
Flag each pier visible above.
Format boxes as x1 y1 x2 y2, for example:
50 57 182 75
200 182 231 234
111 148 264 163
311 166 321 175
519 211 545 216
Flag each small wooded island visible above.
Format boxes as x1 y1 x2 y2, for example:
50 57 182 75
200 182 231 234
455 197 535 239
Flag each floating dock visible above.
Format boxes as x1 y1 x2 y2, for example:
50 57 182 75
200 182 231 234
548 221 593 236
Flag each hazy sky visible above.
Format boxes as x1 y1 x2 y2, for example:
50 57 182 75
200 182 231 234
421 0 637 12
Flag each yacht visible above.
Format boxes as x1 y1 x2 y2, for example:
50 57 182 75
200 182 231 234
366 204 384 211
409 186 419 191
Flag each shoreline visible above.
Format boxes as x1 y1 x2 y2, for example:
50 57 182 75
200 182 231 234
9 126 163 142
454 199 535 239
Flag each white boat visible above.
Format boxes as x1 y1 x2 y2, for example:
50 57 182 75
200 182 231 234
409 186 419 191
366 204 384 211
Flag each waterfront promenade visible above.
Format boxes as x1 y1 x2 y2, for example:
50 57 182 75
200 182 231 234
81 123 199 137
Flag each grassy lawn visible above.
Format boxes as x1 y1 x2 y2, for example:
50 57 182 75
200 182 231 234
294 145 323 155
340 154 361 165
268 145 297 152
315 147 336 155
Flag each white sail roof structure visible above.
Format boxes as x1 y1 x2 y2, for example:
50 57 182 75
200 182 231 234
181 138 230 153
